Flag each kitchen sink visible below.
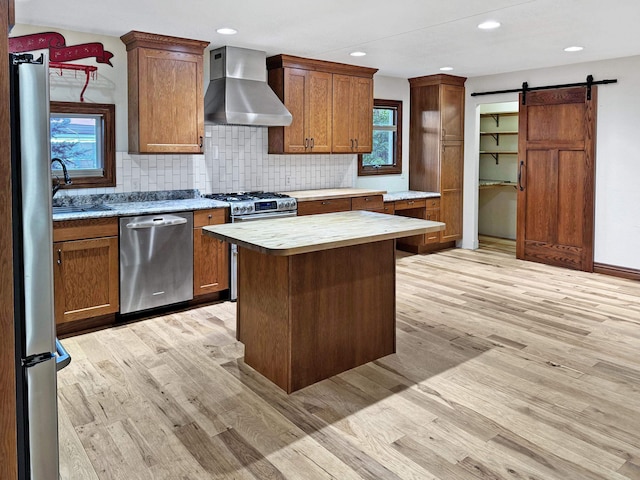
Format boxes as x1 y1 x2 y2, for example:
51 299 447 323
52 204 113 214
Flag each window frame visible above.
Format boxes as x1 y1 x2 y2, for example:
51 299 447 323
358 98 402 176
50 101 116 188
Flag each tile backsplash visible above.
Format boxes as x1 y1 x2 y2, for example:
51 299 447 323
57 125 357 197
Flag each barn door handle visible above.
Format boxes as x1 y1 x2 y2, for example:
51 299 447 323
517 161 525 191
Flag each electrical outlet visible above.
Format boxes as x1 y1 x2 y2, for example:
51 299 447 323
286 176 291 185
132 179 140 190
212 145 219 160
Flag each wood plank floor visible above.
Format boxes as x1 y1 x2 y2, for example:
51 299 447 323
57 245 640 479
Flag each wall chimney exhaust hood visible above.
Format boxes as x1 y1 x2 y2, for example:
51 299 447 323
204 46 292 127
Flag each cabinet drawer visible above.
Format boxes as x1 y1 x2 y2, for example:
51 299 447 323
297 198 352 216
194 208 227 227
394 198 426 210
53 217 118 242
425 198 440 209
382 202 395 215
425 209 440 244
351 195 383 211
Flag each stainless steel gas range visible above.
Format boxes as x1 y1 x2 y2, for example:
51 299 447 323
203 192 297 300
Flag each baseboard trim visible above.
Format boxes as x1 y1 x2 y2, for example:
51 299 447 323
593 263 640 281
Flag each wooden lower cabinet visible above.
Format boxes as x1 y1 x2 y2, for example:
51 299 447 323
53 227 119 326
395 197 445 252
193 209 229 296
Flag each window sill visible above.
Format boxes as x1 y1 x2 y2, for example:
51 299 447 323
358 165 402 176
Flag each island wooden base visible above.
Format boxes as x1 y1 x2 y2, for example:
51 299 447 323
237 240 396 393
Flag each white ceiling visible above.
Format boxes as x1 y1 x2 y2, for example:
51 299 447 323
15 0 640 78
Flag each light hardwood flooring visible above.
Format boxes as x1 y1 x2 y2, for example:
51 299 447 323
57 245 640 479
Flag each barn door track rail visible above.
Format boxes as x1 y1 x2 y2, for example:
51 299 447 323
471 75 617 104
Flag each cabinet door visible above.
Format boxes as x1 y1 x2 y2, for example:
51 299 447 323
53 237 119 325
331 74 353 153
441 142 463 190
332 75 373 154
440 190 462 242
351 77 373 153
194 228 229 296
441 84 464 142
283 68 308 153
137 48 204 153
306 70 333 153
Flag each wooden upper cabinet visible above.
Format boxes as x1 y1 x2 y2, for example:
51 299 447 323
304 70 333 153
332 75 373 153
121 31 209 154
269 67 332 153
267 54 377 155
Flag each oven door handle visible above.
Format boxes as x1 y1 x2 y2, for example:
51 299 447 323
126 215 188 229
232 212 297 222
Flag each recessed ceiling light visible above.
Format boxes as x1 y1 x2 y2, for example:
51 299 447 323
216 27 238 35
478 20 501 30
350 51 367 57
564 46 584 52
440 66 454 71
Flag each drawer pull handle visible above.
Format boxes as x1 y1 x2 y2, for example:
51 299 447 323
57 249 62 265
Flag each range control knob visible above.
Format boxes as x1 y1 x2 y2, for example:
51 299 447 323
233 206 240 213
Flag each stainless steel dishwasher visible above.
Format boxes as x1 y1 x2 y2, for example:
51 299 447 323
119 211 193 314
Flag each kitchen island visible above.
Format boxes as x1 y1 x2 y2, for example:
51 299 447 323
203 210 444 393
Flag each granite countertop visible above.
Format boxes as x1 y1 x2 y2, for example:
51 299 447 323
282 188 387 201
52 190 228 221
383 190 440 202
203 210 445 256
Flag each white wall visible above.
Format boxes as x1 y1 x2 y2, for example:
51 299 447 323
355 75 410 193
464 55 640 270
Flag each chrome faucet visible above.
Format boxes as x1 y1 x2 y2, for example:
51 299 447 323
51 158 72 197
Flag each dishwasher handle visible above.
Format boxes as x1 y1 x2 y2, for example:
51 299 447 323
126 215 188 229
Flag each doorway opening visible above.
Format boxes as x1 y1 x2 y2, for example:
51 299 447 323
477 101 519 254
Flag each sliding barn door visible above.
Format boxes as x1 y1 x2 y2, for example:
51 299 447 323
516 86 597 271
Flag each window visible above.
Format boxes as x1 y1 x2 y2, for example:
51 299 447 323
358 99 402 176
50 102 115 188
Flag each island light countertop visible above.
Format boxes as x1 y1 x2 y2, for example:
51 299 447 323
203 210 445 256
282 188 386 201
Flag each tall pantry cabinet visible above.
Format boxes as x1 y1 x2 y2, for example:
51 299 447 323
409 74 466 248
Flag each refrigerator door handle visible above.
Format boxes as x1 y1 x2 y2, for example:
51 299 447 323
22 352 54 368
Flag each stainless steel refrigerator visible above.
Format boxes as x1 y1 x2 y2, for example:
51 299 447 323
10 52 68 480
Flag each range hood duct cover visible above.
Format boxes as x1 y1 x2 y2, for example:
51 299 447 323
204 46 292 127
